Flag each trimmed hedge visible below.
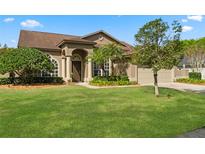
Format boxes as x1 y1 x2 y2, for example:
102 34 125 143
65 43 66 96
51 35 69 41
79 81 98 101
0 77 64 85
0 78 12 85
90 75 137 86
189 72 202 80
176 78 205 84
92 75 129 82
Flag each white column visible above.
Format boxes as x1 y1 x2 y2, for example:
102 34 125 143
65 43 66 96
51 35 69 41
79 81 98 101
62 57 66 80
171 66 176 82
88 58 92 81
100 69 103 76
109 59 112 76
66 56 72 81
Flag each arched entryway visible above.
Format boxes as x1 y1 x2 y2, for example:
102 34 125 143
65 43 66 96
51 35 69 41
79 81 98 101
71 49 88 82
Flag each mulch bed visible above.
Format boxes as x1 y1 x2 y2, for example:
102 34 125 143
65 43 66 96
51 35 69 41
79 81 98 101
0 84 67 89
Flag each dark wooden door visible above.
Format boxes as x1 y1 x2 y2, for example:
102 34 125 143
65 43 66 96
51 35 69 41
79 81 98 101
72 61 81 82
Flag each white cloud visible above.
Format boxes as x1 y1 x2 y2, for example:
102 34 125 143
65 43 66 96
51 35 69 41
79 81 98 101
20 19 43 28
182 26 193 32
3 17 15 23
187 15 203 22
182 19 188 23
11 40 16 43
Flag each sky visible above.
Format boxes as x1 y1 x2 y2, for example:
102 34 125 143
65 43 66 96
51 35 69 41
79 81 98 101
0 15 204 47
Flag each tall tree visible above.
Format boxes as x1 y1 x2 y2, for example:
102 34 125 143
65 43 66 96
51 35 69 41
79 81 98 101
0 48 54 81
132 18 183 96
90 43 123 76
182 38 205 71
3 44 8 48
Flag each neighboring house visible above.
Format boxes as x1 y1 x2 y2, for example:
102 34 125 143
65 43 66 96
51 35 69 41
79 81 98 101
177 57 205 79
17 30 174 84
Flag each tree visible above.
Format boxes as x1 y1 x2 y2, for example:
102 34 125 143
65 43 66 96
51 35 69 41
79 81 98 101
90 43 123 76
132 18 183 96
0 48 54 81
182 38 205 71
3 44 8 48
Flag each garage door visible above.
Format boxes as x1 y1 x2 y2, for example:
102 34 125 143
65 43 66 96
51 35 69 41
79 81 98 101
137 68 172 84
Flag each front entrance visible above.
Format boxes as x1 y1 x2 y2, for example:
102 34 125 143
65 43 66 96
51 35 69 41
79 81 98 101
72 61 81 82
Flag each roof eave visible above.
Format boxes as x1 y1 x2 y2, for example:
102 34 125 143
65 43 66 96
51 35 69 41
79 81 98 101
57 39 96 48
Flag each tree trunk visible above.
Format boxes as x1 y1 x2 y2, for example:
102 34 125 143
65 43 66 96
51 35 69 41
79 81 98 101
153 71 159 96
9 71 15 85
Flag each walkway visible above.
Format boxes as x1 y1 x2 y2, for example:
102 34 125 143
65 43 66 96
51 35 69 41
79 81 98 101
75 82 139 89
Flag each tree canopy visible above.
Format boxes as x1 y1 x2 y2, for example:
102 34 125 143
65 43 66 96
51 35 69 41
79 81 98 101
0 48 54 77
132 18 183 96
90 43 123 76
181 38 205 70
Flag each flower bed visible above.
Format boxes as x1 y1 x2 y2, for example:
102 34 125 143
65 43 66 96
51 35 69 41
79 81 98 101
90 75 137 86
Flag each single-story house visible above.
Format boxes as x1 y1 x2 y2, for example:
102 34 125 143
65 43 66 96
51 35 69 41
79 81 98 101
16 30 175 84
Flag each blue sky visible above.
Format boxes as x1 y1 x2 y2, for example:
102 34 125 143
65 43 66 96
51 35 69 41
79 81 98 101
0 15 204 47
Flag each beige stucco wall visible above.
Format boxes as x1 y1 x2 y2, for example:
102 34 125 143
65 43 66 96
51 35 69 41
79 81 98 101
174 68 189 79
84 33 119 45
126 63 138 81
137 68 173 84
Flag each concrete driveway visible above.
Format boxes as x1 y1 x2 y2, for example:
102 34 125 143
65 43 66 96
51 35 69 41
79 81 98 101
177 127 205 138
158 82 205 93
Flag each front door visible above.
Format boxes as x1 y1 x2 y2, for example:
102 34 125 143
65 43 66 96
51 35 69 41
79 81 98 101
72 61 81 82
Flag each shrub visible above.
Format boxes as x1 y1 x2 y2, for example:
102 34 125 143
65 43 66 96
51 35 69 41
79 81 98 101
92 75 129 82
90 75 136 86
176 78 205 84
119 75 129 81
0 78 12 85
189 72 201 80
0 77 64 85
90 80 132 86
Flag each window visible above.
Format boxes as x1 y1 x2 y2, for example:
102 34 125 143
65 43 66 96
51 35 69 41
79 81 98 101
42 58 59 77
34 55 59 77
93 62 101 76
104 61 109 76
92 61 109 76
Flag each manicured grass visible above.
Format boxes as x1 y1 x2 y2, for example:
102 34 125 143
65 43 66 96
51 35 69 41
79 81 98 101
0 86 205 137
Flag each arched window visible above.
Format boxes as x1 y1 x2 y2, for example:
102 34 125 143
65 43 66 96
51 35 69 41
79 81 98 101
34 55 59 77
42 58 59 77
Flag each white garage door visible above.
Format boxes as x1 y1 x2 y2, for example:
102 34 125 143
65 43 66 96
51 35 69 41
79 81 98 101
138 68 172 84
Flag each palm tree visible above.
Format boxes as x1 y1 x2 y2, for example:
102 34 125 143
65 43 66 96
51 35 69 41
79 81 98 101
89 43 123 76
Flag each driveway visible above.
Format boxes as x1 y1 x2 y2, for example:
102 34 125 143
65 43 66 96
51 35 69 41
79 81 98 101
177 127 205 138
158 82 205 93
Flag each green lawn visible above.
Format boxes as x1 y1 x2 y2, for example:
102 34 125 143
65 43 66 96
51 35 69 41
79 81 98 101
0 85 205 137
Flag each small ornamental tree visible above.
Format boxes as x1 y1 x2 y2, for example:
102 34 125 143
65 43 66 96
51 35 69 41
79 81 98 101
0 48 54 82
132 18 183 96
90 43 123 76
